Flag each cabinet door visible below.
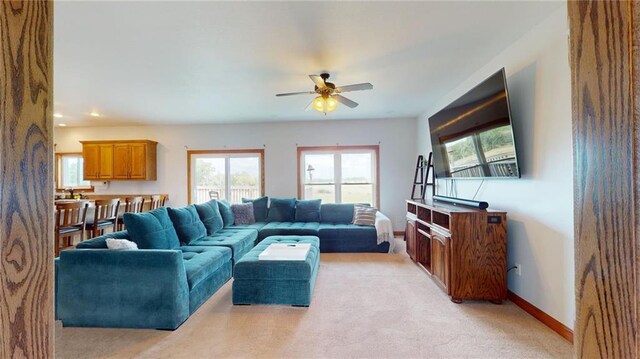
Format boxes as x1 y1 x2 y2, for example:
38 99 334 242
82 144 100 180
128 143 147 179
406 220 417 261
98 144 114 179
112 144 130 179
431 232 450 292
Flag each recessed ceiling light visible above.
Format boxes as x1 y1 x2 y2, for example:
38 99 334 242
53 113 63 118
58 123 67 127
90 111 100 117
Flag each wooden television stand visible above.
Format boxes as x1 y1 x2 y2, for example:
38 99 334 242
405 199 507 303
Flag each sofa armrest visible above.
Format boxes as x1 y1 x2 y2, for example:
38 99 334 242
57 249 189 329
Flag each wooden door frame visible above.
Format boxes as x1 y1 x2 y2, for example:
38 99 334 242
569 1 639 357
1 1 54 357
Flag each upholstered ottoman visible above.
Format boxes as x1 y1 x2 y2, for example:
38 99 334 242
232 235 320 306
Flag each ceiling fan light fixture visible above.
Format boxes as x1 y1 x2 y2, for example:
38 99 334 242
312 95 338 114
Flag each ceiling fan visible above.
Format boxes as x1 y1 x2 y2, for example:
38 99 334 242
276 73 373 114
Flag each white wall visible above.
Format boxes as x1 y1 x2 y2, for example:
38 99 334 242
55 118 417 231
417 8 574 328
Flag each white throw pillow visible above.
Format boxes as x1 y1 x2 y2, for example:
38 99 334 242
106 238 139 250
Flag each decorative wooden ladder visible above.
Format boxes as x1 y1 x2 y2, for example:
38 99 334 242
411 153 435 199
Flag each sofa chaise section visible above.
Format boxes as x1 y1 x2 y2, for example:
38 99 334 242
189 228 258 265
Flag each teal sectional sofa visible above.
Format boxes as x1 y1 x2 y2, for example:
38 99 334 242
55 198 388 329
56 205 256 330
231 200 389 253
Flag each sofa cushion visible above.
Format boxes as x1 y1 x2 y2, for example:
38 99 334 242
167 205 207 245
194 200 224 235
242 196 269 222
123 207 180 249
318 223 377 241
217 200 235 227
229 222 267 231
180 246 232 290
231 202 255 224
190 228 257 263
295 199 322 222
259 222 320 238
320 204 355 224
266 198 296 222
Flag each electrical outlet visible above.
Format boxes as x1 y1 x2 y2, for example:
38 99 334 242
514 263 522 276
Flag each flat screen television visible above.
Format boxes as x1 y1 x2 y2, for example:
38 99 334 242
428 68 520 179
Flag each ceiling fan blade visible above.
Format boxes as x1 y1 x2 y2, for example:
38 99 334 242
334 83 373 93
309 74 327 89
335 94 359 108
305 98 316 111
276 91 316 97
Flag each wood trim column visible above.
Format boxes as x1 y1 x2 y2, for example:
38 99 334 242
569 1 638 358
0 1 54 357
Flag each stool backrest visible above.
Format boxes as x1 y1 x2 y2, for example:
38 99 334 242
124 196 145 214
149 195 166 210
91 198 120 237
55 201 89 231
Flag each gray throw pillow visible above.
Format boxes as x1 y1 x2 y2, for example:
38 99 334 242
353 205 377 226
231 202 256 225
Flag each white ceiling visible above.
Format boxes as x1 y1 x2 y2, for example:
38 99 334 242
54 1 562 127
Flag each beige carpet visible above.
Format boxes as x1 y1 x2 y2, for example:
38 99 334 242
56 240 572 358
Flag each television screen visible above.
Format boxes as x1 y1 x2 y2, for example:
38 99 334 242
428 68 520 179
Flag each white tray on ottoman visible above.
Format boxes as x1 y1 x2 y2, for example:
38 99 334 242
258 243 311 261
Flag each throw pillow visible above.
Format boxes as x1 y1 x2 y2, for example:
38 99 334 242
123 207 180 249
242 196 269 222
295 199 322 222
105 238 138 250
266 198 297 222
232 202 256 224
167 205 207 244
194 199 224 235
217 200 235 227
353 205 377 226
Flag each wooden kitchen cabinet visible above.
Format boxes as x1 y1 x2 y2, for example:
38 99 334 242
83 143 114 180
81 140 157 181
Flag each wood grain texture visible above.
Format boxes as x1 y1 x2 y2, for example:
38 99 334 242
406 200 507 302
635 3 640 357
569 1 637 358
0 1 54 357
448 211 507 302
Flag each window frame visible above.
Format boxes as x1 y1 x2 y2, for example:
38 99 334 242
54 152 94 192
187 149 265 204
297 145 380 208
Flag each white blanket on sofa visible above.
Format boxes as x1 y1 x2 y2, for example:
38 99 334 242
375 212 395 253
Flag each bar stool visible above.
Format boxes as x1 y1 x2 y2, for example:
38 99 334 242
55 201 89 256
86 198 120 239
117 196 145 231
149 195 166 210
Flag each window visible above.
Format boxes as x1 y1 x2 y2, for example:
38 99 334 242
55 153 93 191
188 150 264 204
298 146 379 207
